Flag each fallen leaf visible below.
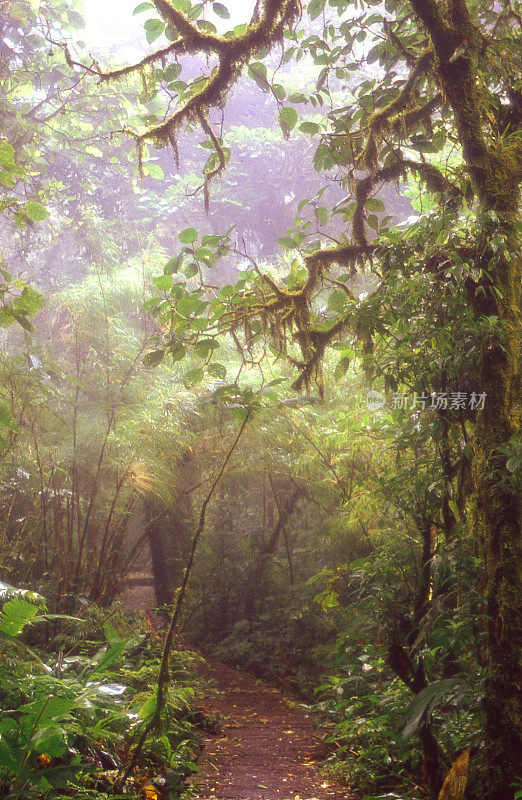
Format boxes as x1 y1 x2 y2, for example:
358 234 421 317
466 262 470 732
142 785 159 800
438 749 471 800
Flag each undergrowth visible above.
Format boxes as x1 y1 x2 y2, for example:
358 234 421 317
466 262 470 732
0 581 211 800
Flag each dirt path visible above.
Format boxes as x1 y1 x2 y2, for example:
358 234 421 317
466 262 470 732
190 660 353 800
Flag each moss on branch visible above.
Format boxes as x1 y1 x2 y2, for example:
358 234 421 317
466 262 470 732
361 50 435 169
103 0 301 162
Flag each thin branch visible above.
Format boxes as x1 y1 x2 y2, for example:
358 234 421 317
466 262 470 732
114 407 253 790
100 41 185 82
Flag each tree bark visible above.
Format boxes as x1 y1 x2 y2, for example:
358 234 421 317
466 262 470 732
244 483 303 618
146 453 195 608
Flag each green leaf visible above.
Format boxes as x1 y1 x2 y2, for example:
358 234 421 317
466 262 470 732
0 597 38 636
153 274 173 291
0 171 16 188
316 206 328 225
401 679 462 740
328 290 348 312
278 107 298 137
91 638 129 673
185 262 199 278
185 368 204 386
144 17 165 43
143 350 165 367
19 696 77 724
366 44 383 64
164 255 183 274
365 197 384 212
299 121 320 135
15 287 45 315
197 19 217 32
272 83 286 101
23 201 49 222
171 344 187 362
282 46 296 64
144 162 165 180
278 236 298 249
288 92 307 103
193 339 219 358
164 63 182 82
0 402 12 428
212 2 230 18
133 1 153 13
207 362 227 378
177 294 203 316
31 725 67 758
308 0 324 20
0 142 15 159
178 227 198 244
248 62 270 93
334 356 350 381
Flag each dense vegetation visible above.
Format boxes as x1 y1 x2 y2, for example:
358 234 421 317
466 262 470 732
0 0 520 799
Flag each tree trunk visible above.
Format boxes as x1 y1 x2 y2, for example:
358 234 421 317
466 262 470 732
146 453 195 608
244 484 302 619
473 292 522 799
405 2 522 789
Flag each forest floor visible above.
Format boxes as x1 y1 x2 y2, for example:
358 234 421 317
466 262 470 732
188 659 353 800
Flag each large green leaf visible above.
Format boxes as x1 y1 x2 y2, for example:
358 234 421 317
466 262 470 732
278 107 298 138
23 201 49 222
213 2 230 18
0 597 39 636
401 678 463 740
178 227 198 244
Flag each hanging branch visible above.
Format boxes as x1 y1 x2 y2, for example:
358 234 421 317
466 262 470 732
353 158 463 246
99 41 185 81
100 0 301 150
361 49 435 169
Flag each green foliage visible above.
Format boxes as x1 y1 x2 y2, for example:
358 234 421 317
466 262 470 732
317 649 415 794
0 591 204 799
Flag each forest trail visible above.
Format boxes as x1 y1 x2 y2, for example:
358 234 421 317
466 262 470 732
189 659 353 800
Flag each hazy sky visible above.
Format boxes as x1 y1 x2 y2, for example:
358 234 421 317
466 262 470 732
82 0 254 57
83 0 148 56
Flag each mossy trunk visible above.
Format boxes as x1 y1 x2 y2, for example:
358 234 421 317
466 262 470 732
466 125 522 800
145 455 195 608
469 152 521 800
413 6 522 792
472 238 522 799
